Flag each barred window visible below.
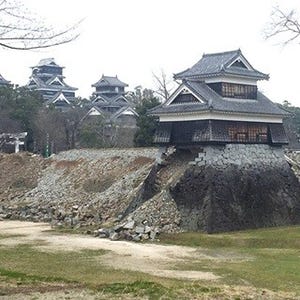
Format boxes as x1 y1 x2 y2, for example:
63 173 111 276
228 123 268 143
222 83 257 99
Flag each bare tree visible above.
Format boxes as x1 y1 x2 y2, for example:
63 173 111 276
0 0 80 50
265 6 300 45
152 69 174 102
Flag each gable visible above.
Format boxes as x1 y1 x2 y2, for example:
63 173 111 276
115 96 128 103
48 77 65 87
87 107 103 116
166 85 204 106
92 96 107 104
52 92 70 104
28 79 37 86
51 80 64 86
230 60 247 69
100 79 109 85
227 55 252 70
114 107 138 119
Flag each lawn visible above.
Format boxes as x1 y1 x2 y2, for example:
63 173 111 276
0 226 299 299
161 226 300 295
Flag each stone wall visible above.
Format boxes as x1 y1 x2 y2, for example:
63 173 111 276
190 144 286 169
171 144 300 233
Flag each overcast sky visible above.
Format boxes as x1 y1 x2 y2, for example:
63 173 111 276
1 0 300 105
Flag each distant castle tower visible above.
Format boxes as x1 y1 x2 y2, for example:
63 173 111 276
27 58 77 110
85 74 137 119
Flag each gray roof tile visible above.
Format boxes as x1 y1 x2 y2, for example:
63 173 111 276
34 58 61 68
92 75 128 87
28 75 77 91
150 80 288 116
174 49 268 80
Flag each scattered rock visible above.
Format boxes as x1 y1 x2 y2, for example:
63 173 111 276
135 226 144 234
123 220 135 229
109 232 119 241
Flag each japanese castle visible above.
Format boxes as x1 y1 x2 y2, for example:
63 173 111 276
27 58 77 110
151 49 288 146
86 75 137 122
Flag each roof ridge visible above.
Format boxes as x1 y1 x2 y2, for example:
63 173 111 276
102 75 118 78
202 49 240 57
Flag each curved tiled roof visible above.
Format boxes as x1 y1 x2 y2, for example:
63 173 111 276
174 49 268 80
150 80 288 116
92 75 128 87
28 75 77 91
33 58 61 68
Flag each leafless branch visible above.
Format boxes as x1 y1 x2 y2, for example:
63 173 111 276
0 0 81 50
264 6 300 45
152 69 174 101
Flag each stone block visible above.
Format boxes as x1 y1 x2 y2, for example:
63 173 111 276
123 220 135 229
144 225 151 233
109 232 119 241
135 226 144 234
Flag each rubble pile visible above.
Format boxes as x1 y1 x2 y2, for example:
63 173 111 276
0 148 187 239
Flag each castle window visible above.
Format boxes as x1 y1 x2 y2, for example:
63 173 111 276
228 123 268 143
221 83 257 99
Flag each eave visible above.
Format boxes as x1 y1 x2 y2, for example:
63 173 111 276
176 71 268 81
155 109 285 124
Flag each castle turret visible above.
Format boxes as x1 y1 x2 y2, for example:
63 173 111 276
151 49 288 146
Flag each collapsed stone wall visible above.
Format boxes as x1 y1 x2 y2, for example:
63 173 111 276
171 144 300 233
0 149 158 228
1 145 300 238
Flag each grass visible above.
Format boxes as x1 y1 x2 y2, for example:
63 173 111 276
0 243 231 299
0 234 25 240
0 226 300 298
161 226 300 294
160 225 300 249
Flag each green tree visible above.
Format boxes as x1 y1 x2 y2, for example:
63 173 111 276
79 117 107 148
134 97 160 147
0 85 43 150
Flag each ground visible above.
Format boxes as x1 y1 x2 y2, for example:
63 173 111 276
0 220 299 299
0 221 218 281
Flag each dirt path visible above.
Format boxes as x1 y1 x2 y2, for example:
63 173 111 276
0 220 219 281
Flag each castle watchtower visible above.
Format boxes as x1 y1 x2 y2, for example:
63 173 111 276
151 49 288 147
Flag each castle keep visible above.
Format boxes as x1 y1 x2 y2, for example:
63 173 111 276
27 58 77 110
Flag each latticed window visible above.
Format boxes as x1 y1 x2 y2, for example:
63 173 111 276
228 123 268 143
221 83 257 99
